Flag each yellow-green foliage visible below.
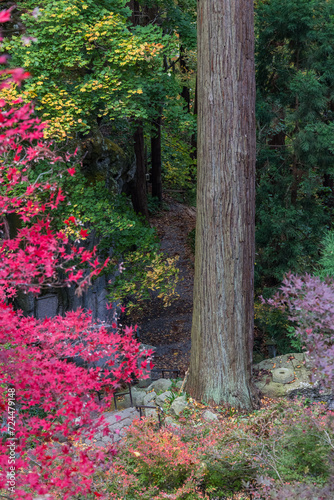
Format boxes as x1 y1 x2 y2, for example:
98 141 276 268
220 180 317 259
112 251 180 312
2 0 174 139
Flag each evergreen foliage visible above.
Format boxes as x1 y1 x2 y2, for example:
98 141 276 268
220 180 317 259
318 230 334 279
255 0 334 291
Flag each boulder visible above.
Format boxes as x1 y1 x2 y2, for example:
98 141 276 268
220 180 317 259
136 378 152 389
170 395 187 417
164 416 180 428
143 391 156 406
144 407 159 420
120 387 146 409
81 130 135 194
254 353 334 406
131 387 146 407
147 378 172 394
175 380 183 390
202 410 218 422
156 390 172 407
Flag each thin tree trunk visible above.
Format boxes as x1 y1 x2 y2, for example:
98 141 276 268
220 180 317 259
180 46 191 113
190 75 197 163
151 113 162 202
127 0 140 25
268 108 285 148
323 173 334 208
185 0 258 410
131 124 148 217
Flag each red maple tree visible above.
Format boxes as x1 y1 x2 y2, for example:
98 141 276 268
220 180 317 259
0 9 151 498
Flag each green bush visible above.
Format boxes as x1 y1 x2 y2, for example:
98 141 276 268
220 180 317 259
318 230 334 279
254 301 299 355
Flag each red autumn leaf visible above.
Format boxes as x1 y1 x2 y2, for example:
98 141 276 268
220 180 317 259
67 167 76 176
80 228 89 238
0 9 12 23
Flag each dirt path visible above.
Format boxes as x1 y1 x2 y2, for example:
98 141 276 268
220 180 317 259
134 196 196 376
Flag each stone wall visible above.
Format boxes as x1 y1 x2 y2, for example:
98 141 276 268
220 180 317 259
14 272 114 322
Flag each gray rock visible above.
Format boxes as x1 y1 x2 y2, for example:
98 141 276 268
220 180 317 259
140 344 157 352
118 394 133 410
156 390 172 407
170 395 187 417
144 407 159 420
254 353 334 406
36 294 58 319
131 387 146 407
143 391 156 406
81 131 135 194
272 367 294 384
164 416 180 428
175 380 183 389
137 377 152 389
202 410 218 422
147 378 172 393
14 289 35 316
254 353 305 372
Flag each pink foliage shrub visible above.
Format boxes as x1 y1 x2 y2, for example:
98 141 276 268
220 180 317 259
0 9 152 499
264 272 334 390
101 419 206 499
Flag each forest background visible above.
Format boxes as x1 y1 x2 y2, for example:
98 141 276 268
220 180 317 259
1 0 334 499
3 0 334 354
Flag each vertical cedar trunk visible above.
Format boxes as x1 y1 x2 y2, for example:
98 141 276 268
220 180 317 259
151 114 162 202
131 124 148 217
185 0 257 409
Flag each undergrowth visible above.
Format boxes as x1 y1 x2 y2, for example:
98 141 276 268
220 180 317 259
88 399 334 499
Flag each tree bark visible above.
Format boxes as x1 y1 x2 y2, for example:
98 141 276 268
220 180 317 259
190 75 197 164
180 46 191 113
185 0 257 410
131 124 148 217
151 113 162 202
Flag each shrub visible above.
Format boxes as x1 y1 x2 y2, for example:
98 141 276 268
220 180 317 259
101 420 205 499
318 229 334 279
254 301 297 355
264 272 334 390
93 400 334 499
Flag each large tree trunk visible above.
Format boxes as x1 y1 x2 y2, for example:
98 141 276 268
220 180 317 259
131 124 148 217
151 113 162 203
185 0 257 410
